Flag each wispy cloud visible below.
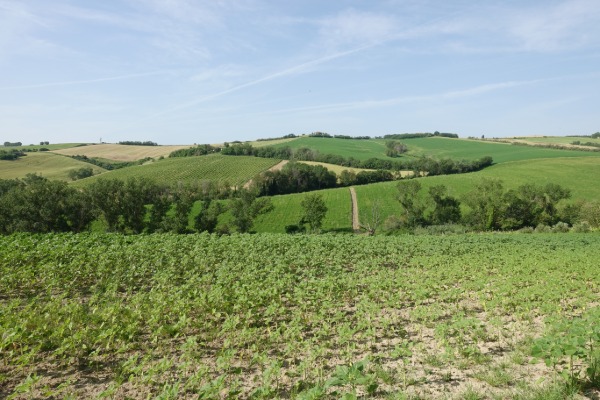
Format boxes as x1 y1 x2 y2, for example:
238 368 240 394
153 43 378 117
0 71 169 91
263 79 544 116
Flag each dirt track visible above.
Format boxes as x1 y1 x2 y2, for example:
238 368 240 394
243 160 289 189
349 187 360 232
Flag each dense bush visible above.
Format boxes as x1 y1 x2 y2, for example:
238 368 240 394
169 144 220 157
0 149 25 160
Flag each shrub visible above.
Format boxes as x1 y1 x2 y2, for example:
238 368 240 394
551 222 570 233
571 221 591 233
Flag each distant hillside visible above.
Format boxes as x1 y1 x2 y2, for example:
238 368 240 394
73 154 281 187
269 136 599 164
254 156 600 232
52 143 191 161
0 152 106 181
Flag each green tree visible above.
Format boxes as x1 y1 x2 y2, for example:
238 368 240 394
396 180 426 227
463 179 505 230
229 189 273 233
300 193 328 232
428 185 461 225
195 199 225 233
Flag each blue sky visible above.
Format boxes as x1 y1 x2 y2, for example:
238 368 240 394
1 0 599 144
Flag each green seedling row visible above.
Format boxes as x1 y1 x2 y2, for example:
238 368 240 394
1 233 599 398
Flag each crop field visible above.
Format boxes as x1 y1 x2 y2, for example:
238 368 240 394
269 137 599 165
51 143 191 161
1 233 599 399
505 137 600 145
403 138 599 163
271 137 393 161
0 152 106 181
73 154 281 187
253 187 353 233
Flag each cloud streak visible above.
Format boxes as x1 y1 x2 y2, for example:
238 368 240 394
0 71 169 91
152 43 379 117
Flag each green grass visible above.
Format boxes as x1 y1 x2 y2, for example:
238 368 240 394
269 136 600 164
253 187 352 233
510 136 600 145
0 152 106 181
72 154 280 187
353 156 600 223
271 137 393 161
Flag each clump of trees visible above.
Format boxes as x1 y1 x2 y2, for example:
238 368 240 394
118 141 158 146
387 178 587 233
68 167 94 181
68 155 153 170
385 141 408 157
169 144 220 157
250 162 337 196
0 175 268 235
0 149 25 160
3 142 22 147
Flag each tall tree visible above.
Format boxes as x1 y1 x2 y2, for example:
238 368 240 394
300 193 328 233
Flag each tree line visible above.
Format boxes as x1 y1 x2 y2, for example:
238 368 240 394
0 175 271 235
372 179 599 234
219 143 493 177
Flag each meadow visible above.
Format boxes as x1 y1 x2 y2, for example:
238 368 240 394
73 154 281 187
1 233 598 399
0 152 106 181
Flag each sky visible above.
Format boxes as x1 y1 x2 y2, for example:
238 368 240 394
1 0 600 145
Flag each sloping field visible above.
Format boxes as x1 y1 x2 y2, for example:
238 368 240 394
507 136 600 145
52 143 191 161
253 187 352 233
271 137 392 160
74 154 281 187
270 136 599 164
353 156 600 223
0 152 106 181
1 143 87 151
403 137 599 162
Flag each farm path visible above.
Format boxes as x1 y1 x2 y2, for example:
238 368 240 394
243 160 289 189
349 187 360 233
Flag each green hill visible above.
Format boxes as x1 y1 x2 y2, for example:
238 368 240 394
0 152 106 181
269 136 599 164
252 156 600 231
73 154 281 187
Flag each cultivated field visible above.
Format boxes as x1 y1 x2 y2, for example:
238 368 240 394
270 136 600 164
1 233 598 399
52 143 191 161
73 154 281 187
0 152 106 181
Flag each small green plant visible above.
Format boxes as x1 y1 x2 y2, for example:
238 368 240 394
531 309 600 388
324 359 379 398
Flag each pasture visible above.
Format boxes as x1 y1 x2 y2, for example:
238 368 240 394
1 233 598 399
0 152 106 181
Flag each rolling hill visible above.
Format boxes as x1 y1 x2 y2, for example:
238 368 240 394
73 154 281 187
52 143 191 161
0 152 106 181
